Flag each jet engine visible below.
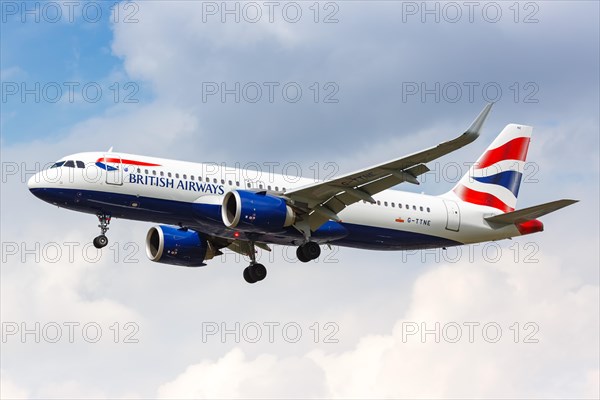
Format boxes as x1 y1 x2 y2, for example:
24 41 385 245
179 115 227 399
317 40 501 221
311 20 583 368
221 190 295 233
146 225 214 267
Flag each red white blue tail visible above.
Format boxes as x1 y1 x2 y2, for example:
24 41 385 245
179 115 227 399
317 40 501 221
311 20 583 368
451 124 532 212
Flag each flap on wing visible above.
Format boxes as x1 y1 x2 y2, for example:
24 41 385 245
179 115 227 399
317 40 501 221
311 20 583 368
485 199 578 225
306 164 432 230
226 240 271 257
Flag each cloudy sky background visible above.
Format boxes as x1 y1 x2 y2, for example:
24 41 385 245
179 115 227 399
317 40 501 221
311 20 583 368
1 1 599 398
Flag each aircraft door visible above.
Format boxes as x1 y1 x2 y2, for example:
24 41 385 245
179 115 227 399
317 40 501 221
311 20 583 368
443 199 461 231
103 154 123 185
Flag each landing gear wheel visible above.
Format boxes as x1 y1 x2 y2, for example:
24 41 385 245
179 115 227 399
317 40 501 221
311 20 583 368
243 267 257 284
243 263 267 284
93 234 108 249
297 241 321 262
296 246 310 263
304 241 321 259
251 263 267 281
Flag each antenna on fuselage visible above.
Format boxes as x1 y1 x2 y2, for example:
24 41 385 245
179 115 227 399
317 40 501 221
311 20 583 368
107 146 113 153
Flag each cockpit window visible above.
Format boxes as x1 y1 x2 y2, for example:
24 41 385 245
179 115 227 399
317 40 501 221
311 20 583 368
50 161 65 168
76 161 85 168
64 160 75 168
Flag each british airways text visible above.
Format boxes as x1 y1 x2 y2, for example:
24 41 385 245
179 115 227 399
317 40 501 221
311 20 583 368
128 174 225 194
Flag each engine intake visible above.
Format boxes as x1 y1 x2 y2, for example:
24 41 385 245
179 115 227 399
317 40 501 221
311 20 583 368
146 225 211 267
222 190 295 233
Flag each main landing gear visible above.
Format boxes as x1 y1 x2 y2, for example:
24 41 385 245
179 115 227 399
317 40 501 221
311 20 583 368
93 213 111 249
242 241 322 284
243 241 267 284
296 241 321 263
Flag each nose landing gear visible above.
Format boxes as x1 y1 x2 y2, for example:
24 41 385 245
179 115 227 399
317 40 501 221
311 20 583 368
93 213 111 249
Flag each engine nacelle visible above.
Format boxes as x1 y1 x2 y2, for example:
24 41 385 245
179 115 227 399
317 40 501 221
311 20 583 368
221 190 295 233
146 225 210 267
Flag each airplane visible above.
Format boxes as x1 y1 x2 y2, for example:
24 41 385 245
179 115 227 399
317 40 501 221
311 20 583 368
28 104 577 283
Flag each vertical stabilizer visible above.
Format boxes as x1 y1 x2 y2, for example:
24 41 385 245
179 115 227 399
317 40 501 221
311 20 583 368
451 124 532 212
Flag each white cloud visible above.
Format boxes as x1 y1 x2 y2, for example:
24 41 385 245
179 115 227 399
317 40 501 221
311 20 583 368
0 372 29 399
310 256 598 398
157 253 599 399
157 348 325 399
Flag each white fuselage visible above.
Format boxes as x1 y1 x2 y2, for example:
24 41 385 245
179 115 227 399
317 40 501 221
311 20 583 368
28 151 523 250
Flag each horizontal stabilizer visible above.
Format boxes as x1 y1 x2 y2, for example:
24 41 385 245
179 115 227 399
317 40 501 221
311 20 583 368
485 199 578 225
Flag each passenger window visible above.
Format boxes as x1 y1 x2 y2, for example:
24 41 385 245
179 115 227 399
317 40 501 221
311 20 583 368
175 173 179 178
282 188 286 191
137 168 141 173
206 177 210 182
427 207 431 212
228 180 232 185
221 179 225 184
377 201 381 206
247 183 252 188
275 186 279 191
259 184 264 189
168 172 172 178
391 202 395 208
420 206 423 211
213 178 217 184
183 174 187 179
160 171 164 177
268 185 272 190
190 175 194 180
153 170 157 176
236 181 240 187
399 204 402 209
384 201 388 207
405 204 409 209
145 169 149 174
64 160 75 168
413 205 416 210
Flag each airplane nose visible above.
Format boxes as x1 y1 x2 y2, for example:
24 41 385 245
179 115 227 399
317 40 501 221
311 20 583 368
27 173 40 190
28 172 53 202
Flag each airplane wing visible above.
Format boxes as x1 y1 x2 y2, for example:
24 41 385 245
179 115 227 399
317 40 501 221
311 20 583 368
285 103 494 231
484 199 579 225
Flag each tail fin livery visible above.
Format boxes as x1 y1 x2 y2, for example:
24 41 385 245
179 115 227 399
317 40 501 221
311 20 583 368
452 124 532 212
